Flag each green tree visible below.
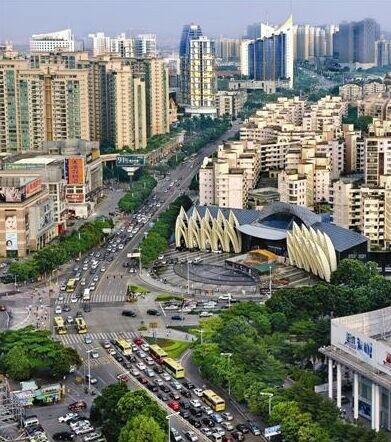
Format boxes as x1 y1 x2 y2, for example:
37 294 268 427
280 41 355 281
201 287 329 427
118 415 165 442
331 259 378 288
3 346 32 380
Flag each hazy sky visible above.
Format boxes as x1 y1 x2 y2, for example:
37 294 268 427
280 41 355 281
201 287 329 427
1 0 391 46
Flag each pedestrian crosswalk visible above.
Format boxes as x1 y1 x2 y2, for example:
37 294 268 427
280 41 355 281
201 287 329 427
55 292 126 305
58 330 139 346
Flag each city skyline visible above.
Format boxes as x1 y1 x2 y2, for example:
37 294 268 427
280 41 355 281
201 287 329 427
1 0 391 47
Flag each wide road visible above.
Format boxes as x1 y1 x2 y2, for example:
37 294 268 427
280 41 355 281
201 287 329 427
96 120 242 300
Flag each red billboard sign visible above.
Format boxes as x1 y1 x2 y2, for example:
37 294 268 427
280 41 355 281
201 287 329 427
67 157 85 185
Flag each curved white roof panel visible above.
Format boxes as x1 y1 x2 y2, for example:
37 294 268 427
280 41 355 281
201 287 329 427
238 224 287 240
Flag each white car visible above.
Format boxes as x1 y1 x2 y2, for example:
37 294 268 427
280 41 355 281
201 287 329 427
145 368 155 377
140 343 149 352
130 368 140 376
136 362 146 371
83 432 102 441
58 412 78 423
201 428 212 437
214 426 225 437
118 244 124 250
75 426 94 435
170 380 182 390
71 296 78 303
137 350 146 358
108 348 116 356
218 295 232 302
91 351 99 359
221 421 234 431
184 431 198 442
202 405 213 415
199 311 214 317
145 357 154 365
193 388 203 397
58 294 64 302
190 399 202 408
80 279 86 286
161 373 171 381
221 412 233 421
55 306 62 314
70 420 90 430
100 267 106 273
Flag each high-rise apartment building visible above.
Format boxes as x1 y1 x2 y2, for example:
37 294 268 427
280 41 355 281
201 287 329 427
333 18 380 65
30 29 75 53
135 34 157 58
179 24 216 116
215 38 241 62
88 32 111 57
106 62 147 150
111 33 135 58
293 24 337 60
141 58 170 137
248 15 294 88
239 39 252 76
0 59 90 152
375 39 391 67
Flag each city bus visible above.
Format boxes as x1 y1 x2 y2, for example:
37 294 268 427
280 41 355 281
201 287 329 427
116 338 132 356
75 317 87 334
162 358 185 379
66 278 77 293
202 389 226 412
149 344 168 364
53 316 67 335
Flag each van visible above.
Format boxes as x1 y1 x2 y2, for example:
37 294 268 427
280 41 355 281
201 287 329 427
210 434 223 442
23 415 39 428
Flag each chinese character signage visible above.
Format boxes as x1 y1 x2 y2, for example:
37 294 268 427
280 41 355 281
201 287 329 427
67 157 85 185
344 332 373 359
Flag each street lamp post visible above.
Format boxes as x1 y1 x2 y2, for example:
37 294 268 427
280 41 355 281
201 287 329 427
166 412 177 442
86 347 99 394
194 329 204 345
260 392 274 415
221 352 232 397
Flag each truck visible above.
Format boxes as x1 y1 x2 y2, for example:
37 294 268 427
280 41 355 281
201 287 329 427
83 288 91 301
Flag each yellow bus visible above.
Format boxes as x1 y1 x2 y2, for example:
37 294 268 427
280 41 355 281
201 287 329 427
163 358 185 379
202 389 226 412
75 317 87 334
149 344 168 363
66 278 77 292
54 316 67 335
116 338 132 356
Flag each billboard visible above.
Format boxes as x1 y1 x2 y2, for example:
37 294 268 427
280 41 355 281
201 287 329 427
116 155 146 167
0 187 26 203
66 193 84 204
25 178 42 199
67 157 85 185
5 215 18 251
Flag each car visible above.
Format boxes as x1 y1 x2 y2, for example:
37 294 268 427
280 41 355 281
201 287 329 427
55 306 62 314
181 389 192 398
193 388 203 397
58 294 64 302
161 372 171 381
201 405 213 415
136 362 146 370
122 310 136 317
168 401 180 411
145 368 155 377
60 284 67 291
140 343 149 352
147 309 161 316
221 421 234 431
218 295 233 302
183 381 195 390
221 412 233 421
70 419 90 430
91 351 99 359
171 315 182 321
71 296 78 303
211 413 223 424
130 368 140 376
66 315 74 324
58 413 78 423
190 399 202 408
84 335 92 344
137 375 148 384
74 426 94 435
190 406 202 418
133 337 144 346
157 392 169 401
188 417 201 428
80 279 86 286
236 424 249 434
53 432 75 441
199 311 214 317
160 384 170 393
184 430 198 441
147 382 158 392
247 421 261 436
169 391 180 400
83 303 91 313
201 427 212 437
114 354 123 362
170 428 183 442
171 380 182 390
202 417 215 427
100 267 106 273
231 431 245 441
222 436 235 442
85 375 97 385
63 304 71 312
179 400 191 409
214 426 226 437
102 340 111 349
68 401 87 411
145 357 154 365
83 432 103 441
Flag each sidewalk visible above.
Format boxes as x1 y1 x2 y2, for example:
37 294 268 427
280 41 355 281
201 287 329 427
142 327 196 342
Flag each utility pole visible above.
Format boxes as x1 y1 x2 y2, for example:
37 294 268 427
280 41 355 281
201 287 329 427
220 352 232 396
260 392 274 415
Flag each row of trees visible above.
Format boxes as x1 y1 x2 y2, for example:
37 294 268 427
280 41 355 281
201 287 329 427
140 195 192 266
8 217 112 283
118 172 157 213
0 327 81 380
192 260 390 441
90 383 167 441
